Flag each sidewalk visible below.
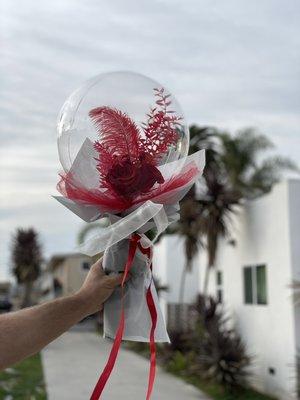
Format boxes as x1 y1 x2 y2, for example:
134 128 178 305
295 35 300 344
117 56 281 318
42 326 210 400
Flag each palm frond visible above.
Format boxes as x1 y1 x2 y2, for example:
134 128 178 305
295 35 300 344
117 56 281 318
218 128 299 199
245 155 299 198
77 219 109 245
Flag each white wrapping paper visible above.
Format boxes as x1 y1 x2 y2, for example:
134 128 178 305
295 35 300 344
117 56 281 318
54 138 205 342
103 237 169 342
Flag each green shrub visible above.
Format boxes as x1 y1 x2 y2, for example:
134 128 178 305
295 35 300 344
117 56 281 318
166 351 189 375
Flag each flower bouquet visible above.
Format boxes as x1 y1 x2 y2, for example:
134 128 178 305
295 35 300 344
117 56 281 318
54 72 205 399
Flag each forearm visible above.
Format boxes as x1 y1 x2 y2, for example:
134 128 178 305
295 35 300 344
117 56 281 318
0 292 90 370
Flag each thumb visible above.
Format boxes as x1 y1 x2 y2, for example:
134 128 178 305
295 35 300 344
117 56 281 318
93 258 105 276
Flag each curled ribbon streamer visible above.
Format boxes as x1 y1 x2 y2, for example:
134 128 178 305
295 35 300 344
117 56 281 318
90 234 157 400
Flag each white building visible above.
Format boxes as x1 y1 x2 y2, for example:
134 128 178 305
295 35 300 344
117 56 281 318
154 179 300 400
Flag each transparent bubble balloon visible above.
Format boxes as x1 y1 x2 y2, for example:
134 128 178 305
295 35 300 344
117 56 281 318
57 71 189 173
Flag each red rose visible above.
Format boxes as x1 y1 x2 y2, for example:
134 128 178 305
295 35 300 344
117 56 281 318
138 162 164 193
106 158 164 198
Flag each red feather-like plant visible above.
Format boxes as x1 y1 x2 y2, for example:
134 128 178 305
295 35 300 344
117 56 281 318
90 106 141 162
141 88 182 163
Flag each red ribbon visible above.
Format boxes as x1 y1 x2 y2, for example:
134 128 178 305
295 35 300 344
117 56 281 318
90 234 157 400
138 241 157 400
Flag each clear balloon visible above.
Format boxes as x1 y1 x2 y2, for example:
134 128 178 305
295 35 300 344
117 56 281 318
57 71 189 173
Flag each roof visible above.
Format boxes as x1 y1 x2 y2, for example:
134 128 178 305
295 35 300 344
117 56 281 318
47 252 91 270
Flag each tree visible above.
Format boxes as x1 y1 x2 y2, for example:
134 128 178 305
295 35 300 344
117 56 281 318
219 128 298 199
11 228 42 308
77 219 110 263
174 126 220 302
197 168 241 294
177 126 298 297
77 219 109 245
177 196 203 304
174 126 240 299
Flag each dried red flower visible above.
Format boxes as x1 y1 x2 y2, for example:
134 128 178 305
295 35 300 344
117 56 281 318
106 156 164 198
89 88 182 198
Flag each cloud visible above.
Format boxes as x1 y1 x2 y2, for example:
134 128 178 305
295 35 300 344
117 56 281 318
1 0 299 279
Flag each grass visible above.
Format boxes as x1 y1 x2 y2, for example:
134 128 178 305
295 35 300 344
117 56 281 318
0 353 47 399
126 343 276 400
175 372 276 400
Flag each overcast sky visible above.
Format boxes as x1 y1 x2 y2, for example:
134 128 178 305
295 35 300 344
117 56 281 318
1 0 299 280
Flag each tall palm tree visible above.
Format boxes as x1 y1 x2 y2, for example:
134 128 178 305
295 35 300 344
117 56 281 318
177 126 298 298
197 168 241 294
11 228 42 308
175 126 220 302
177 196 203 304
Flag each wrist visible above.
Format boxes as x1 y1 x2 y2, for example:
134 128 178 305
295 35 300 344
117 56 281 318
72 290 94 317
73 289 102 316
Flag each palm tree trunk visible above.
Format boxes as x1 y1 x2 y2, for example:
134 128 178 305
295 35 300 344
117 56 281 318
179 265 187 305
177 264 188 324
203 262 211 296
21 281 33 308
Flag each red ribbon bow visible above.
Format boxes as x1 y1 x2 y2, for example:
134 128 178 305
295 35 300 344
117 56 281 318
90 234 157 400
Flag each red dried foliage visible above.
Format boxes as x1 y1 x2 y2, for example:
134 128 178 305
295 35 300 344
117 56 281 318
141 88 182 162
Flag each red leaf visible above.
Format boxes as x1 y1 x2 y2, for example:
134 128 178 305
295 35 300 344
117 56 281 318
141 88 183 162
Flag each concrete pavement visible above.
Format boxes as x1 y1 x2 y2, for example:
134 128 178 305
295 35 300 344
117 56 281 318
42 327 209 399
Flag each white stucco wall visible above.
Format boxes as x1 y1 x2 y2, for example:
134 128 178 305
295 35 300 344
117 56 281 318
205 180 299 399
153 180 300 399
288 180 300 388
153 234 200 306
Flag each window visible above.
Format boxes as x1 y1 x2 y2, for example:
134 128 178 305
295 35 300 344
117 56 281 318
244 267 253 304
243 264 267 305
256 265 267 305
217 271 222 285
216 270 223 303
82 261 91 270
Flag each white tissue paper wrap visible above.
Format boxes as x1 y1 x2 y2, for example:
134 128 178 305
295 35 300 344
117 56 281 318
103 236 168 342
54 137 205 343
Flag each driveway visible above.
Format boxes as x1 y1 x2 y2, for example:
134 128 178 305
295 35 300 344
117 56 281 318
42 326 210 399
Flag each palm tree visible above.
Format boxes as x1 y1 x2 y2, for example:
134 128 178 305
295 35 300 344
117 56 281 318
11 228 42 308
197 168 241 294
77 218 110 263
177 126 298 297
177 196 203 304
219 128 298 199
77 219 110 245
174 126 220 302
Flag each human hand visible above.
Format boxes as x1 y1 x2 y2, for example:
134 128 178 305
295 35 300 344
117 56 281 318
76 258 125 315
